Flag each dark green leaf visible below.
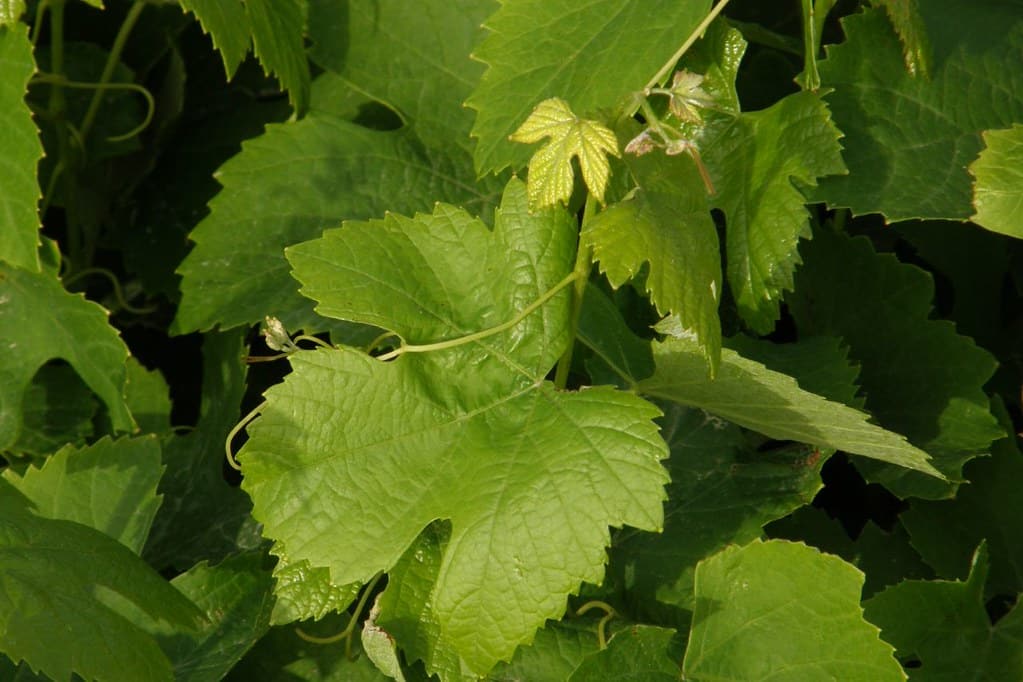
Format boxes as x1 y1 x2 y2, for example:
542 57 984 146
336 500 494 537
569 625 680 681
9 363 97 457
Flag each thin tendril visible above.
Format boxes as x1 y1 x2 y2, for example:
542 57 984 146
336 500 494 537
364 331 400 354
61 267 158 314
246 352 290 364
224 401 266 471
575 600 616 649
295 572 384 660
644 0 734 91
32 73 156 142
377 271 581 362
293 334 335 350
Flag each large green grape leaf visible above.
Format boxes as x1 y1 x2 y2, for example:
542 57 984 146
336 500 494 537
788 228 1002 498
684 540 904 681
2 436 163 554
638 335 938 476
154 552 275 682
813 2 1023 220
307 0 493 153
583 150 721 372
970 124 1023 238
173 74 502 335
0 483 204 682
569 625 681 681
242 180 669 675
0 24 42 272
901 401 1023 598
143 331 261 572
703 89 846 332
864 544 1023 680
611 404 825 614
0 265 133 450
468 0 711 174
177 0 309 113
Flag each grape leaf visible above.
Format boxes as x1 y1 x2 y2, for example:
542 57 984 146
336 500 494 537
173 74 502 335
2 436 163 554
638 335 939 476
788 227 1002 498
872 0 932 78
901 401 1023 598
683 540 904 681
970 124 1023 238
269 543 360 626
176 0 309 113
243 180 669 675
0 24 42 271
509 98 620 209
583 150 721 372
702 89 846 332
864 543 1023 680
0 483 204 682
361 596 407 682
489 620 599 681
813 2 1023 220
124 358 172 435
143 331 261 572
10 363 97 456
468 0 711 174
577 282 654 388
307 0 493 153
569 625 680 681
0 264 133 450
155 552 275 682
612 405 825 613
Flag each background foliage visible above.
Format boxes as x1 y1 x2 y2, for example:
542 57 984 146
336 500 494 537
1 0 1021 679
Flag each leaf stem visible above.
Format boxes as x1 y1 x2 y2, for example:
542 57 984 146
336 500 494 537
377 270 582 362
644 0 734 91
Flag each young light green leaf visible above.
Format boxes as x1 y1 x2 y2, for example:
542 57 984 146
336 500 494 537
788 228 1002 498
638 335 939 477
813 2 1023 220
864 543 1023 680
244 180 669 675
173 75 502 335
0 483 205 682
468 0 711 174
156 553 275 682
0 24 43 271
361 596 407 682
0 264 134 450
2 436 163 554
612 405 825 612
583 149 721 373
970 124 1023 238
684 540 905 681
569 625 680 681
510 98 620 209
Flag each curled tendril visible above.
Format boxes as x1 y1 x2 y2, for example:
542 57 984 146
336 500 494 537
295 572 384 661
30 72 156 143
575 600 617 649
224 402 266 471
61 267 158 315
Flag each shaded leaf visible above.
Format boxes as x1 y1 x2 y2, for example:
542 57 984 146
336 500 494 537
468 0 711 174
788 228 1002 498
0 264 133 450
683 540 904 681
125 358 172 435
872 0 933 78
970 124 1023 238
0 24 42 271
2 435 163 554
569 625 680 681
269 544 360 626
638 335 939 476
9 363 97 457
577 282 654 388
489 620 599 682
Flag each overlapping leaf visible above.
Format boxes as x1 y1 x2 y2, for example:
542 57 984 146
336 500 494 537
0 483 204 682
0 24 42 271
569 625 680 681
241 180 669 675
864 544 1023 680
583 150 721 372
11 364 97 456
177 0 309 113
3 436 163 554
0 264 133 450
788 228 1002 498
683 540 904 681
813 1 1023 220
970 124 1023 238
174 43 502 334
468 0 711 174
0 1 26 25
488 621 598 681
638 335 938 476
612 405 825 613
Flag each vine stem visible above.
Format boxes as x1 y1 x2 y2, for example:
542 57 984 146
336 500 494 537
553 195 598 389
377 270 582 362
644 0 734 91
